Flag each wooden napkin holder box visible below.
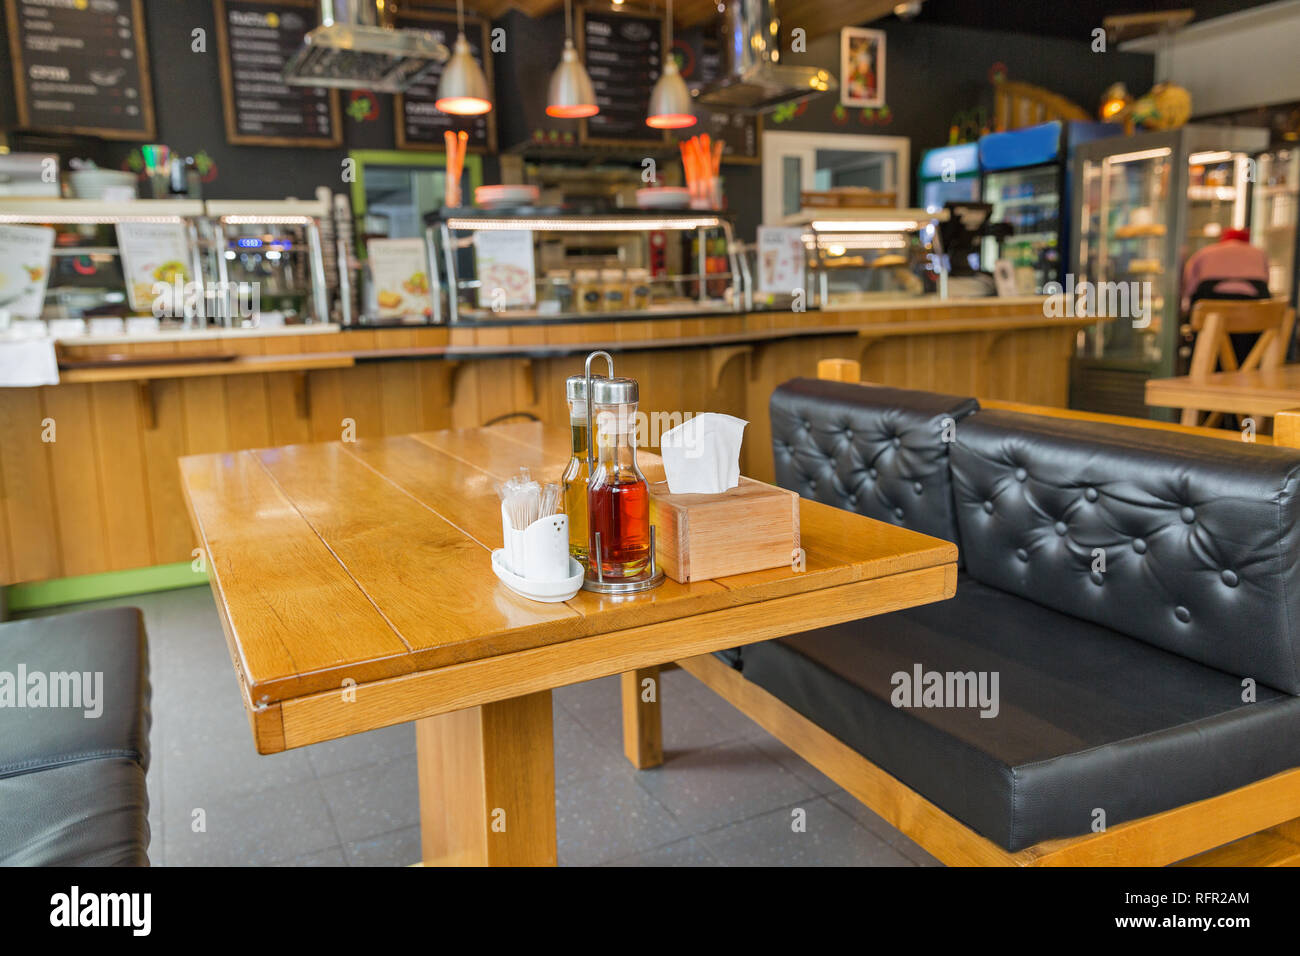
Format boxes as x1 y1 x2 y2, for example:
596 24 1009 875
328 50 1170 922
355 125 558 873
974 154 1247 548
648 478 801 583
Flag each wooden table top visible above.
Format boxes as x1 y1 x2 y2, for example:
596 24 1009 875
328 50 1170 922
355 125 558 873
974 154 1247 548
1146 364 1300 416
180 422 957 753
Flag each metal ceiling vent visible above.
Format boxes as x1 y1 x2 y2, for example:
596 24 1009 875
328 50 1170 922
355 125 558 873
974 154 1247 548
283 0 449 93
696 0 836 112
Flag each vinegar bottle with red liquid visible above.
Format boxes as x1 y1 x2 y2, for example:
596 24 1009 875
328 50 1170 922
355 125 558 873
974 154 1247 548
574 358 663 594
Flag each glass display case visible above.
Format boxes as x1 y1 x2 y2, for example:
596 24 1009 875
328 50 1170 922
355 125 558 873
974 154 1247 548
0 198 206 332
205 200 330 327
1251 148 1298 301
1069 125 1269 418
790 209 941 307
424 207 747 323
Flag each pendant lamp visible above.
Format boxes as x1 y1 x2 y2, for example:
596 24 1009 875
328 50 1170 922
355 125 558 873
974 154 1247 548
647 0 695 129
435 0 492 116
547 0 599 118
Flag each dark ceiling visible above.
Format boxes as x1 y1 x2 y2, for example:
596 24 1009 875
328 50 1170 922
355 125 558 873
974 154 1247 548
907 0 1279 39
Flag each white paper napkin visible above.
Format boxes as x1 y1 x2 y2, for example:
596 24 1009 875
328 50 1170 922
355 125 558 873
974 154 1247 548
661 413 748 494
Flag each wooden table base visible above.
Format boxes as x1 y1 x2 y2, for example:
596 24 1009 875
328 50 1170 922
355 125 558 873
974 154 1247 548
416 690 557 866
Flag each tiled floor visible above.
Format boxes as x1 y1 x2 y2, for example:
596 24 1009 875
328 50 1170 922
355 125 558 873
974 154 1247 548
34 585 941 867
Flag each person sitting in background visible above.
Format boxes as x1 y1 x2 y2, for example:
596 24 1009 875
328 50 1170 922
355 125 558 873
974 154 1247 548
1180 227 1271 314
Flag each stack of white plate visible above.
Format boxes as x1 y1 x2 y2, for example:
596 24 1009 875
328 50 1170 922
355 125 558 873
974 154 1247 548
475 185 540 208
636 187 690 210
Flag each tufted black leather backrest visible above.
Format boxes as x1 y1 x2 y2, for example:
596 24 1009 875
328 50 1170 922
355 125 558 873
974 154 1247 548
951 409 1300 693
770 378 979 546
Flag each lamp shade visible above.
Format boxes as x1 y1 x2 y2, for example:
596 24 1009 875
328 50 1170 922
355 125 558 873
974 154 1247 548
646 58 695 129
546 38 598 118
435 33 492 116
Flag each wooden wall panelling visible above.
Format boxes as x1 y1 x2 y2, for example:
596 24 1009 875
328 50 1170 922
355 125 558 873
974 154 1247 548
379 361 425 436
307 368 348 443
41 383 110 577
0 387 58 581
91 381 155 571
224 374 274 451
266 371 314 447
140 379 193 566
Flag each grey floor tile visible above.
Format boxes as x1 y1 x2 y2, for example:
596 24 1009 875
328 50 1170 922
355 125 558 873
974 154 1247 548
304 723 416 778
750 733 842 796
632 739 818 834
556 770 687 867
344 825 422 867
700 796 916 867
601 836 720 867
553 705 628 786
164 775 340 867
317 754 420 844
824 788 944 866
273 845 349 867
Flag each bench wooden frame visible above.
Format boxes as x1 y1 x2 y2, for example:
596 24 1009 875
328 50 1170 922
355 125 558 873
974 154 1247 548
618 358 1300 866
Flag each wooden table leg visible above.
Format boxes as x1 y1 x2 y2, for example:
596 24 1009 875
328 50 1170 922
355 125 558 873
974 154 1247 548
416 689 557 866
621 666 663 769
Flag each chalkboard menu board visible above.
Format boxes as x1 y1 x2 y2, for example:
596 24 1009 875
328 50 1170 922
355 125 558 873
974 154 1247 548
4 0 156 140
676 38 761 165
578 5 668 149
215 0 342 148
393 12 496 153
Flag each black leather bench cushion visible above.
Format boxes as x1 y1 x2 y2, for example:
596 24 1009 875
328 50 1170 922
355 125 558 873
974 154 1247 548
951 410 1300 694
0 758 150 866
0 607 150 777
742 575 1300 852
770 378 978 548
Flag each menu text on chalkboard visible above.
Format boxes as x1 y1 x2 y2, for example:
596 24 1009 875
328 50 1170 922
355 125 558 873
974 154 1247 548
394 12 495 153
5 0 156 140
578 5 667 149
215 0 341 148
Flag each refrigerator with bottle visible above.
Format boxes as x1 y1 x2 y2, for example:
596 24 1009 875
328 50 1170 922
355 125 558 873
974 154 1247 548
917 142 980 213
1250 147 1298 303
1069 125 1270 419
977 120 1119 294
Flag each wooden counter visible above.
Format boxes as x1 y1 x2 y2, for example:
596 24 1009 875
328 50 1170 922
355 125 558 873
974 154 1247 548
2 298 1080 585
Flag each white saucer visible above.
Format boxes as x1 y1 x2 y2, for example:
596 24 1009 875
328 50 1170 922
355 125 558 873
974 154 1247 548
491 550 585 603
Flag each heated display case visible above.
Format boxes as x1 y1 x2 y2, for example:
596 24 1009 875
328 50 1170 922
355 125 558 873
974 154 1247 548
787 208 942 307
1069 125 1269 418
424 207 748 323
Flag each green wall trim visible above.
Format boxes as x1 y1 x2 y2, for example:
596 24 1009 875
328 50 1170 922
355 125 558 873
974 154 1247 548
6 562 209 612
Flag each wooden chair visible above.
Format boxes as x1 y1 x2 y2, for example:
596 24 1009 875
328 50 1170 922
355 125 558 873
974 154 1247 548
1180 298 1295 428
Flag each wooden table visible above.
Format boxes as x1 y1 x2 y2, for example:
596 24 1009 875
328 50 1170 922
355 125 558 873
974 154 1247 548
179 422 958 866
1146 364 1300 419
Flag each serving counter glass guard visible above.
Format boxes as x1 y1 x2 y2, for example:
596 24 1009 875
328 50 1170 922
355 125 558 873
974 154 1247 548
423 207 748 324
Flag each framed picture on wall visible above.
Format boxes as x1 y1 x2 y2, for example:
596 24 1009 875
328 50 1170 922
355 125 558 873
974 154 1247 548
840 27 886 108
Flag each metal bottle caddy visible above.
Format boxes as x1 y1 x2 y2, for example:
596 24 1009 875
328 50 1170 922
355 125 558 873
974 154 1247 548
580 350 665 594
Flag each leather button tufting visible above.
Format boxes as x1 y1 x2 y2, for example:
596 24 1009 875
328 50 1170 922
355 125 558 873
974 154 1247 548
1015 548 1029 562
1054 521 1067 536
891 437 902 449
1180 506 1195 523
1175 606 1191 623
1221 569 1239 587
893 507 905 519
1014 467 1027 482
868 467 878 479
1133 538 1147 554
1090 570 1104 585
982 500 994 514
844 429 853 440
913 481 923 494
1084 487 1099 502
